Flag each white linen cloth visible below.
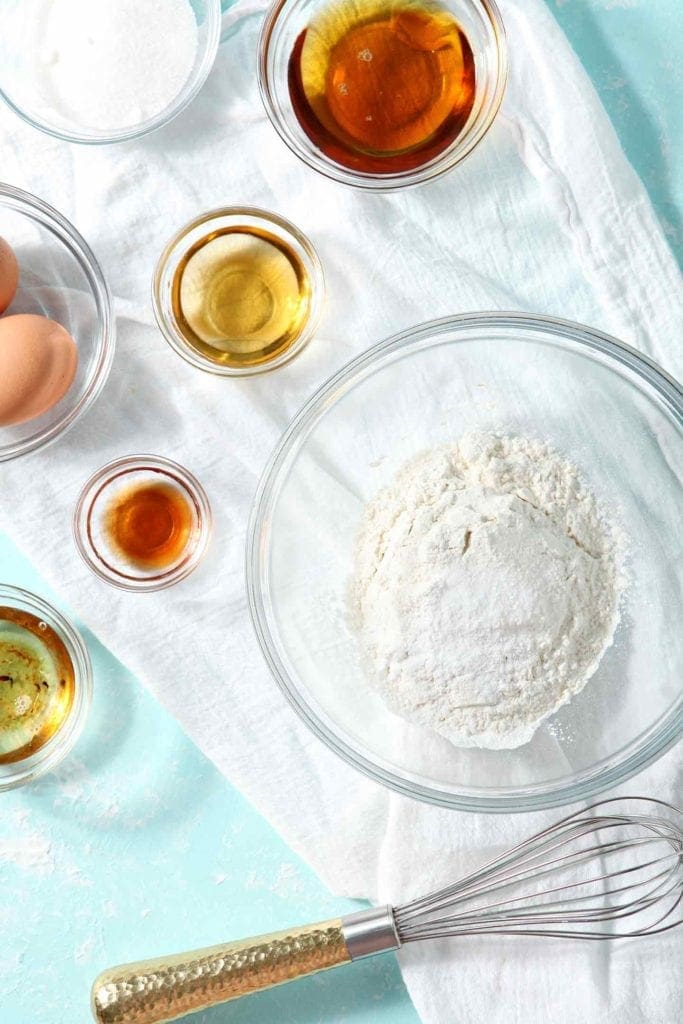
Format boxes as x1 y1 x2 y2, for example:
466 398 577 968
1 1 681 1021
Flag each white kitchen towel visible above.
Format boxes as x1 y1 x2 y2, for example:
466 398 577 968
1 1 681 1022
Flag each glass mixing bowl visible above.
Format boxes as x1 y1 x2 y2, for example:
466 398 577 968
0 184 114 462
248 313 683 812
258 0 507 190
0 0 221 144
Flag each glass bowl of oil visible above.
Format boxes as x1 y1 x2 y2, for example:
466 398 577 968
0 586 92 791
73 455 213 592
153 207 325 376
258 0 507 190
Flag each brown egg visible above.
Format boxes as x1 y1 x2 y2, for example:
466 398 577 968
0 237 19 314
0 315 78 427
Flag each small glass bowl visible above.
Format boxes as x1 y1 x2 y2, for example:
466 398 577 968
258 0 508 191
0 586 92 792
153 207 325 377
0 184 115 462
0 0 221 145
248 312 683 813
73 455 212 592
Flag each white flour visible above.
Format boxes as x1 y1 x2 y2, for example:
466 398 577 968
24 0 198 131
350 433 626 748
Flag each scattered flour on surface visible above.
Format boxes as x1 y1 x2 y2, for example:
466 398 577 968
350 433 627 749
0 810 55 875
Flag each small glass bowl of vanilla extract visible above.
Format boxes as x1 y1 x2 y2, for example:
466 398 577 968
0 585 92 790
153 207 325 376
73 455 212 591
258 0 507 190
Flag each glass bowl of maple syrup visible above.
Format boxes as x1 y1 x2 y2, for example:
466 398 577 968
73 455 213 592
258 0 507 190
0 585 92 791
153 207 325 376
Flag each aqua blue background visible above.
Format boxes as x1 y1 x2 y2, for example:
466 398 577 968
1 3 681 1022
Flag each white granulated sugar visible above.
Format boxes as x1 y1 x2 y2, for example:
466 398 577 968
350 433 627 749
28 0 198 131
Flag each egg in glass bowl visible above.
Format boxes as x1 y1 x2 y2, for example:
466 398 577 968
0 184 114 462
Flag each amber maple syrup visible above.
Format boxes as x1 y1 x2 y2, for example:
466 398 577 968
288 0 476 173
104 481 195 570
0 607 75 764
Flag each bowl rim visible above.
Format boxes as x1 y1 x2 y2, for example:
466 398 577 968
0 0 221 145
0 584 93 791
257 0 509 192
0 182 115 462
247 311 683 813
152 205 326 377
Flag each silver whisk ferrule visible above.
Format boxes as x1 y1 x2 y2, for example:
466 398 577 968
341 906 401 958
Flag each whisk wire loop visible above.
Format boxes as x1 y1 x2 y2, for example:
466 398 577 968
394 798 683 942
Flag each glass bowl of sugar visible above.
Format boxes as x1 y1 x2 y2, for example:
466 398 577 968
248 312 683 813
0 0 221 144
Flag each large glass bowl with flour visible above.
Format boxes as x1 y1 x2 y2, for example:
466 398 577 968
248 313 682 811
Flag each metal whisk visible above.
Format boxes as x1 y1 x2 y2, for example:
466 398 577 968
91 798 682 1024
396 796 682 942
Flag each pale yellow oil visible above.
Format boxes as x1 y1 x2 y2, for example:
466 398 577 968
0 608 75 764
172 226 312 369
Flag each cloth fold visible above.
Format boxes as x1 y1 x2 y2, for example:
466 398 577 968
1 1 681 1021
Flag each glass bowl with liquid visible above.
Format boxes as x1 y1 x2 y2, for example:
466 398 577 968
73 455 213 592
0 184 115 462
153 207 325 376
247 312 683 813
0 586 92 791
258 0 507 190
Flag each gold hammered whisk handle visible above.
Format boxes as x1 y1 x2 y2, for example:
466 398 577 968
91 908 399 1024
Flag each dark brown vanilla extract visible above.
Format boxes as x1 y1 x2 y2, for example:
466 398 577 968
103 481 194 569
